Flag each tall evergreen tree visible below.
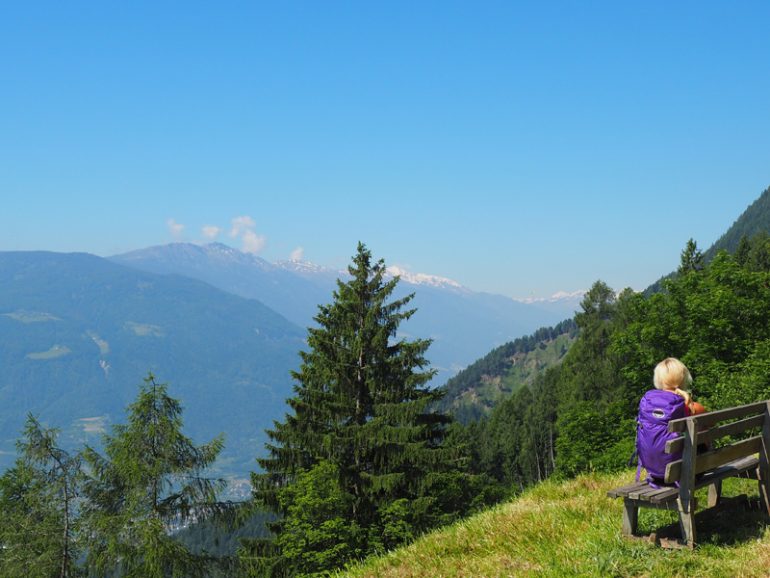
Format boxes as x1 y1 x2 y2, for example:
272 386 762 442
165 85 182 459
242 243 460 577
81 374 225 578
0 415 82 578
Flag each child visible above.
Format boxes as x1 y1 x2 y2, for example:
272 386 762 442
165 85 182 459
636 358 704 486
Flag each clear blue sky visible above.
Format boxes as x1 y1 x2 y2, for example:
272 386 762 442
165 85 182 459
2 2 769 298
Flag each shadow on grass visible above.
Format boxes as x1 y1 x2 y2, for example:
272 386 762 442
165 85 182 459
639 494 769 547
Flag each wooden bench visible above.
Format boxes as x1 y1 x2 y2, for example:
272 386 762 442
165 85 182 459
607 400 770 547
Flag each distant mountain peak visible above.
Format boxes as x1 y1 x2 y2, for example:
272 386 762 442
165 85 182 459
385 266 466 291
275 259 337 275
204 241 241 256
514 290 586 305
114 242 276 271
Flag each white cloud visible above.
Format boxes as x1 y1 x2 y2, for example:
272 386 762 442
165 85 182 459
227 215 267 254
230 215 256 238
242 230 267 254
290 246 305 261
166 218 185 239
202 225 221 240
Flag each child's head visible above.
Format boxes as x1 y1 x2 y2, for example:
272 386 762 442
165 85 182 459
653 357 692 391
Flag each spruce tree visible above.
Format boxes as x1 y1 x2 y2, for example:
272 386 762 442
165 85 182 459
0 415 82 578
81 374 225 578
242 243 458 576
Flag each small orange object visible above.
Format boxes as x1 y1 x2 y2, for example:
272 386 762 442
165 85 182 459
689 401 707 415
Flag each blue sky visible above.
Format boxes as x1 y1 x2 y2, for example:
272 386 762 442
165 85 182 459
1 2 769 298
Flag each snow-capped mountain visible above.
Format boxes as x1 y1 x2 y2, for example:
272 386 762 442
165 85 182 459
515 290 586 304
385 266 469 293
511 290 585 318
111 243 573 384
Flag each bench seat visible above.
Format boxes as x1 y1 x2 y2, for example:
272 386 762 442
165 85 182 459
607 455 759 505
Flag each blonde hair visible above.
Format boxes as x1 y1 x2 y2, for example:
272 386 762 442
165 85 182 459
653 357 692 405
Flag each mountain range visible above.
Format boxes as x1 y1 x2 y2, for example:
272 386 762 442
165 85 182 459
110 242 581 381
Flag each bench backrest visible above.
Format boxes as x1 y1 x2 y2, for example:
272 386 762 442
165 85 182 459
663 400 770 484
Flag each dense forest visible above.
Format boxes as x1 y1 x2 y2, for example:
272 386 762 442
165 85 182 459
5 231 770 576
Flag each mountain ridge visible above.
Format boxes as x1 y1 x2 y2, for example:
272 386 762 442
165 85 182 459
110 242 578 384
0 250 305 478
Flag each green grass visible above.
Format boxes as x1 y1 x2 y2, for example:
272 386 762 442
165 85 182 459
340 471 770 577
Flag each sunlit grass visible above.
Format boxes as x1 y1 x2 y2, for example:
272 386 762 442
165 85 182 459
340 470 770 577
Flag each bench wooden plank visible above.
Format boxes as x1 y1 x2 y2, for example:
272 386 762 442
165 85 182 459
695 437 762 475
668 401 767 433
607 481 648 499
645 456 759 504
665 436 761 483
665 414 765 455
612 457 760 502
644 486 678 504
696 455 758 483
629 484 667 500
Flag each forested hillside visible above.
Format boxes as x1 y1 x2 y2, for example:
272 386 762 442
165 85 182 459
436 319 578 423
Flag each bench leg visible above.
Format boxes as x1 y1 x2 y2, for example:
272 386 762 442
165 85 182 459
761 403 770 517
677 498 696 548
708 480 722 508
622 499 638 536
758 476 770 517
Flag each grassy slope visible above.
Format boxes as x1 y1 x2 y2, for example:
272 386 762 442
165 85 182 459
341 471 770 577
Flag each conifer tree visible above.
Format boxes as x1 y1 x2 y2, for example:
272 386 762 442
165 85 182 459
0 415 82 578
242 243 459 576
678 238 704 274
81 374 225 578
